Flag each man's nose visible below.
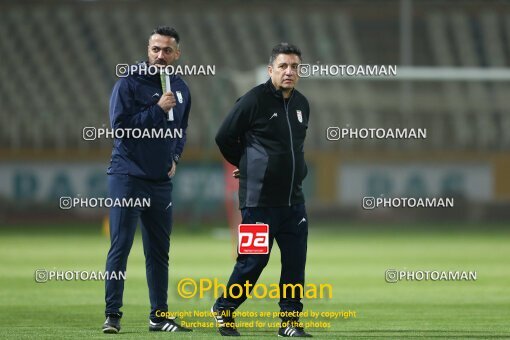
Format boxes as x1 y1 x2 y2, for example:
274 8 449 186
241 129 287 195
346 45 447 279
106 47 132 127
157 51 165 59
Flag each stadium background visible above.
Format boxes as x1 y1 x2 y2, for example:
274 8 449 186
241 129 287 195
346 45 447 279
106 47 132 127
0 0 509 338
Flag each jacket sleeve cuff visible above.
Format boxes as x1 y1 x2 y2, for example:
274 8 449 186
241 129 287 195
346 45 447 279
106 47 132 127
172 154 180 164
153 104 168 122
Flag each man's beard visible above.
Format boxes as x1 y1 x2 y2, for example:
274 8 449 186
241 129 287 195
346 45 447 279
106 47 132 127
152 59 166 66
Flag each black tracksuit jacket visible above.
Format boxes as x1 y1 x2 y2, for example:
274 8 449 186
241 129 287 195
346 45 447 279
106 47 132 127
216 79 310 208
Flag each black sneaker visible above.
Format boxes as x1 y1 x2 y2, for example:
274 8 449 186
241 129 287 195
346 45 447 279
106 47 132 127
278 320 312 337
211 305 240 336
149 318 193 332
102 313 121 334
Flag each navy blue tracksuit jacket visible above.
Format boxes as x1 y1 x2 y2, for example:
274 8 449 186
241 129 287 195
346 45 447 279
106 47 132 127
107 63 191 180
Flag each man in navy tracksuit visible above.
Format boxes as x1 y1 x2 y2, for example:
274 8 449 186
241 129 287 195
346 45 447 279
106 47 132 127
212 43 312 337
102 26 192 334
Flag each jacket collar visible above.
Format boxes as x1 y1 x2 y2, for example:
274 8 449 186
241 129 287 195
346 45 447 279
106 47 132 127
265 78 294 99
134 61 180 83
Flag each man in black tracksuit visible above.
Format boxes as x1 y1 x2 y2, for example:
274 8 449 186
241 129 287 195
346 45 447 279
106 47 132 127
212 43 312 338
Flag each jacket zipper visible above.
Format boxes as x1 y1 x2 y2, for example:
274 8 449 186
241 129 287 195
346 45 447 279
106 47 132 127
283 92 295 206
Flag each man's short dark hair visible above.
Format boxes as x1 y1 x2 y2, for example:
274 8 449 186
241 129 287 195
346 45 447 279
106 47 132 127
269 42 302 65
150 26 180 44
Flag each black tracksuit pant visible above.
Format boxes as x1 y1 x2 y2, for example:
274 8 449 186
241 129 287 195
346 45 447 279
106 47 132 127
215 203 308 313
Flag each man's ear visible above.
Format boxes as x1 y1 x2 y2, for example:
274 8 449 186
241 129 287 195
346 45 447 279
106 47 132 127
175 49 181 61
267 64 273 77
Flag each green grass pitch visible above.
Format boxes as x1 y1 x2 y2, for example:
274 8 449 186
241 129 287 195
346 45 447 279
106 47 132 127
0 224 509 339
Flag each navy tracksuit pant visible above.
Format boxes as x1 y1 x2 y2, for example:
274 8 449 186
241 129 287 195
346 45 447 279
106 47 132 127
105 174 173 320
215 203 308 313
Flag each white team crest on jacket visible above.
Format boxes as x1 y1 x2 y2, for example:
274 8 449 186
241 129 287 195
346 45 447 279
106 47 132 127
296 110 303 123
176 91 183 104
